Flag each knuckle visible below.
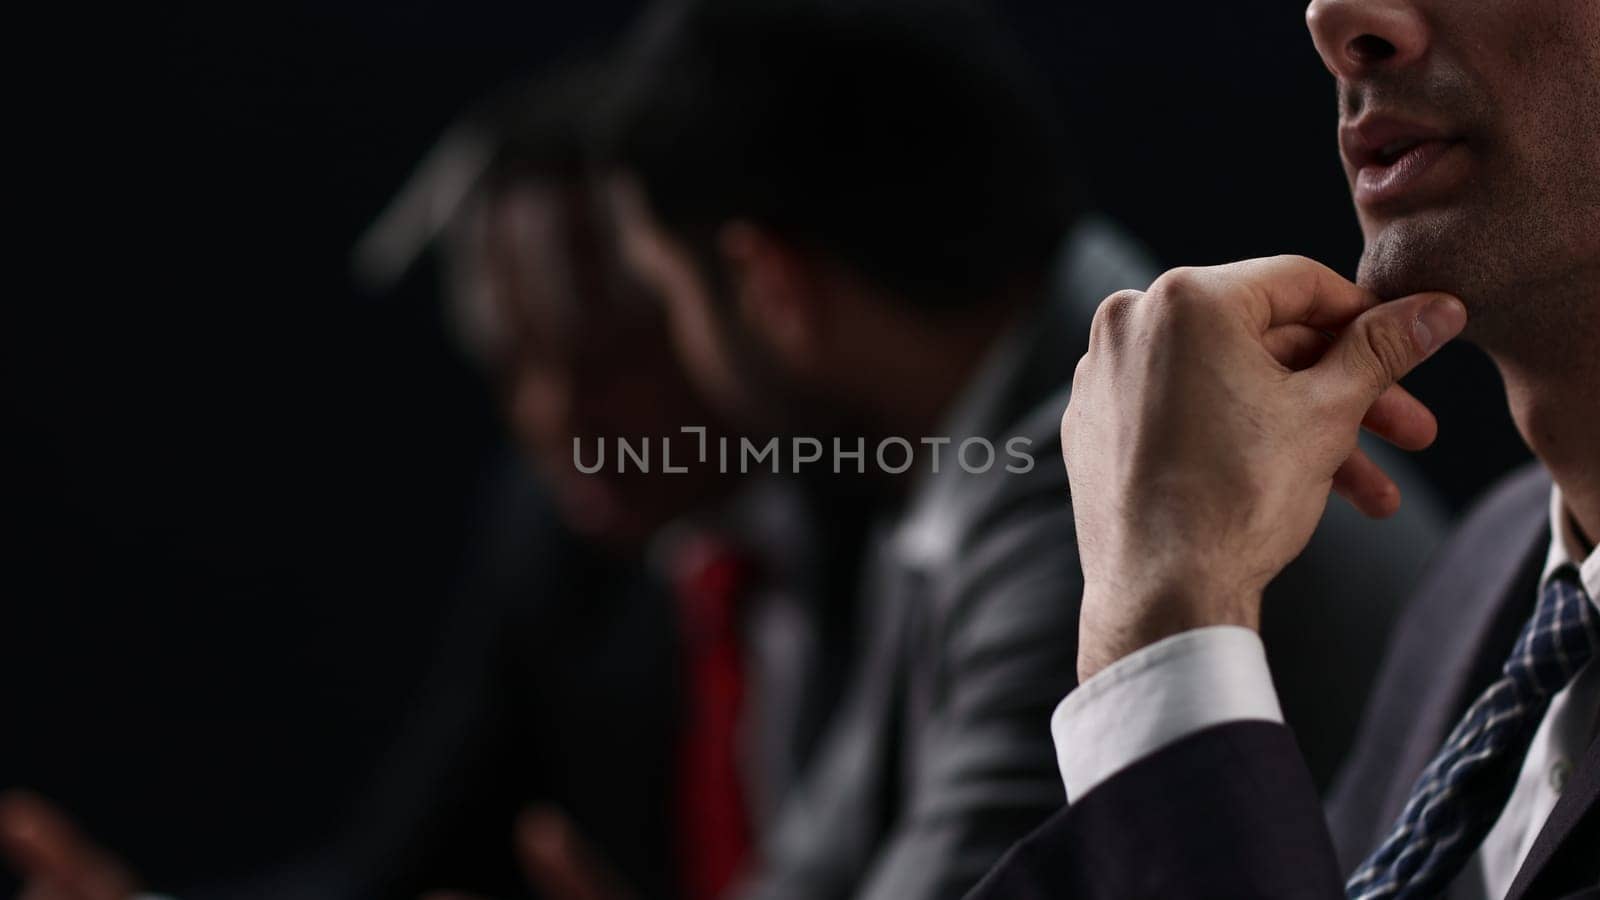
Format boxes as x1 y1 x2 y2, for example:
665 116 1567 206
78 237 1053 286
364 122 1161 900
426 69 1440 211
1149 266 1205 300
1340 319 1412 388
1072 352 1091 381
1098 288 1143 320
1340 338 1387 387
1088 289 1143 345
1363 317 1418 381
1148 267 1223 323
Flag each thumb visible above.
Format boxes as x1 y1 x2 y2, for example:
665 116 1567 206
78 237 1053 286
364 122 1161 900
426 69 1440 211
1315 292 1466 411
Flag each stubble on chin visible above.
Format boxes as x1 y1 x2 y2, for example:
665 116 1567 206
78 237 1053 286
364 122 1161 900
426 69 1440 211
1357 214 1477 301
1357 200 1598 358
1356 209 1510 342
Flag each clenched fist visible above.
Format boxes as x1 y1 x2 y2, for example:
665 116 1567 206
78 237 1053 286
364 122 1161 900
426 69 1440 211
1063 256 1466 681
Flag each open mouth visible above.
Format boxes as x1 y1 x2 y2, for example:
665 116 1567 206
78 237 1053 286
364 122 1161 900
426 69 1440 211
1375 137 1435 166
1349 133 1467 210
1341 112 1475 212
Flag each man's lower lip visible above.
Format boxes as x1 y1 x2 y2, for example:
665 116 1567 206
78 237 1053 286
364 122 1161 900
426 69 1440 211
1354 139 1465 208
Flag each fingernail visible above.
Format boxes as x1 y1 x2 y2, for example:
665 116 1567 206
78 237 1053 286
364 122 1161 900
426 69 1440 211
1414 295 1467 353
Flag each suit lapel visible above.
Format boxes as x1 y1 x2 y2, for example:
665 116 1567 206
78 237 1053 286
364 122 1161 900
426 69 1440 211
1376 502 1551 831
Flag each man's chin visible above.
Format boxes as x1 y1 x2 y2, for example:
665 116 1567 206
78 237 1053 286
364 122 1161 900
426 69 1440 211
1357 213 1474 302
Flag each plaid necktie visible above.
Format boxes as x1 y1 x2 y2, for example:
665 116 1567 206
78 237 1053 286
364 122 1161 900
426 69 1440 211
1346 566 1598 900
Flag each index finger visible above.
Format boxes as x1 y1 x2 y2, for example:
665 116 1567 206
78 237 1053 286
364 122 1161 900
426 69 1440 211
1203 255 1382 333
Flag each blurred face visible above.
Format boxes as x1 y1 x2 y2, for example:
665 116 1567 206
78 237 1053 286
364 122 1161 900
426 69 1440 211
462 180 722 546
1307 0 1600 341
606 176 785 428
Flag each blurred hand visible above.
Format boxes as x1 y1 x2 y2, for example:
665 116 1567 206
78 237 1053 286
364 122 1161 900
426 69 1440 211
0 790 140 900
1063 256 1466 681
419 806 636 900
512 807 635 900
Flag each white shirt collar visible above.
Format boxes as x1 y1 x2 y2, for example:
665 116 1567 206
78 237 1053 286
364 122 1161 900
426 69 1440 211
1542 485 1600 609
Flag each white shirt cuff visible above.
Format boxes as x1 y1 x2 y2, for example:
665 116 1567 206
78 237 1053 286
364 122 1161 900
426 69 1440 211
1051 625 1284 802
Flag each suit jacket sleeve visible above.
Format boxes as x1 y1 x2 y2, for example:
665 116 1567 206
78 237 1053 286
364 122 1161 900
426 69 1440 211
967 720 1346 900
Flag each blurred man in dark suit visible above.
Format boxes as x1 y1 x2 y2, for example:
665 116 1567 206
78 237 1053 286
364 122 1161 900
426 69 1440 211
599 1 1441 898
972 0 1600 898
0 67 865 900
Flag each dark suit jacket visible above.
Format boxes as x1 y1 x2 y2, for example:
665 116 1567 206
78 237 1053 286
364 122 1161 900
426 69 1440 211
968 464 1600 900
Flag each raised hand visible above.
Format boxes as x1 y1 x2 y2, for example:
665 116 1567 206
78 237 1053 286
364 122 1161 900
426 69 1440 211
1063 255 1466 681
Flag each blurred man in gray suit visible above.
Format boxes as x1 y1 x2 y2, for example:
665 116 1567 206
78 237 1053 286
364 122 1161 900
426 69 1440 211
599 1 1444 898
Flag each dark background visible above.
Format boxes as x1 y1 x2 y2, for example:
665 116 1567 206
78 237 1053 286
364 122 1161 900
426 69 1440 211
5 1 1529 895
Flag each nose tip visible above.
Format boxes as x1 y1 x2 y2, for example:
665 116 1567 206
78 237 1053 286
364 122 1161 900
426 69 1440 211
1306 0 1428 79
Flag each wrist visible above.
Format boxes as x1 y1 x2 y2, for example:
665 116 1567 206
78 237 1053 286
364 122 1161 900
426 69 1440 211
1076 582 1260 682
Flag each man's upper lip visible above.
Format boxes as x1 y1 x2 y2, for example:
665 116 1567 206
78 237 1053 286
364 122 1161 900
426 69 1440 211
1341 114 1459 170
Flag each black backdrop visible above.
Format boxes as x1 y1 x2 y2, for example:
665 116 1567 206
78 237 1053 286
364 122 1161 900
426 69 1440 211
6 1 1528 894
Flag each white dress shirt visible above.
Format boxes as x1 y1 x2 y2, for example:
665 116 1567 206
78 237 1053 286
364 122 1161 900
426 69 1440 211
1051 486 1600 899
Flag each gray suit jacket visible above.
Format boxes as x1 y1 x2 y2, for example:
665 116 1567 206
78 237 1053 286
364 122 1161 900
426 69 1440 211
745 220 1443 900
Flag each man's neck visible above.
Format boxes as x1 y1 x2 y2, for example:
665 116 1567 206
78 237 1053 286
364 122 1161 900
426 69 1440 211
1496 338 1600 547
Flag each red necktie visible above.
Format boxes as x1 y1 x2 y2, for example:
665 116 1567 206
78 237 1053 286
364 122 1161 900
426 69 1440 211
671 534 756 900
